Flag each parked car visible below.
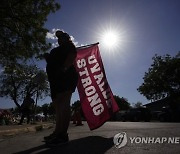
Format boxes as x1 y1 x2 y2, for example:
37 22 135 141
121 107 151 122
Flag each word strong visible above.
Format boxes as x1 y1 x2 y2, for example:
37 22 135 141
75 44 119 130
77 54 111 116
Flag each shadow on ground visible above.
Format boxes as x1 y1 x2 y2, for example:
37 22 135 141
14 136 114 154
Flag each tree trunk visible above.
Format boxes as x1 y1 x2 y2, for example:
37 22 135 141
13 98 21 110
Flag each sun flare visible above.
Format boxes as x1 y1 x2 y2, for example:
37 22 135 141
97 24 123 53
94 20 128 55
102 30 119 49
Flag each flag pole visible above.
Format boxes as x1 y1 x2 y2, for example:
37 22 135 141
76 42 99 50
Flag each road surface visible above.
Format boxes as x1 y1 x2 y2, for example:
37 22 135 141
0 122 180 154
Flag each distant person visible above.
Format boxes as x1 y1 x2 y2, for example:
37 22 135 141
18 94 35 125
72 106 83 126
44 30 78 146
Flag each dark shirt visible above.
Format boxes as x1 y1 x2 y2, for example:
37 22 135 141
46 42 77 82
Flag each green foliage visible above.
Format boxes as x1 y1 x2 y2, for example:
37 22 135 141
138 52 180 101
38 103 55 117
0 0 60 65
0 63 49 108
34 105 42 114
133 102 143 108
41 103 49 115
113 95 131 110
72 96 131 111
71 100 81 110
48 102 55 115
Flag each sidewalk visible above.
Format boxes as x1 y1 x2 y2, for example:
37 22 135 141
0 122 54 137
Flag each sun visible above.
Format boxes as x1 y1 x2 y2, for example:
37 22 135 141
101 30 119 49
93 20 128 55
97 24 123 53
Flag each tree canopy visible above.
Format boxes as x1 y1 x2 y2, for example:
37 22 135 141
0 0 60 66
113 95 131 110
138 52 180 101
0 0 60 109
0 63 49 109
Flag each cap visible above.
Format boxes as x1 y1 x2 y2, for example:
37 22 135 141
55 30 70 40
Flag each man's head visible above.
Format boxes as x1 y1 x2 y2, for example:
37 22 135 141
56 30 71 45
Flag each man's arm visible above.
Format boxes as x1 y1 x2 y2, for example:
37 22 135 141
63 51 76 70
63 44 77 70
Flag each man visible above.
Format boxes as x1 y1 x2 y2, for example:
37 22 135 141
44 30 78 146
18 94 34 125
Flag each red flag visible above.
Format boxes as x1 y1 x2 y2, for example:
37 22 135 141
75 43 119 130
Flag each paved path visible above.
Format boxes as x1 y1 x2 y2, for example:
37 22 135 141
0 122 180 154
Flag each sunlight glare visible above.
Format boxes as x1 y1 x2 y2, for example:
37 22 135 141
93 20 128 56
102 30 118 49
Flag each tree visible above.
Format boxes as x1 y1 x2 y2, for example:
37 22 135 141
0 0 60 65
138 52 180 101
71 100 81 110
41 103 49 121
71 100 84 119
0 63 49 109
48 102 55 116
133 102 143 108
113 95 131 110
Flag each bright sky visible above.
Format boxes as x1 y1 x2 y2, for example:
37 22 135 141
1 0 180 109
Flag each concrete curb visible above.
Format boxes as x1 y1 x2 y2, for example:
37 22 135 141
0 123 54 137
